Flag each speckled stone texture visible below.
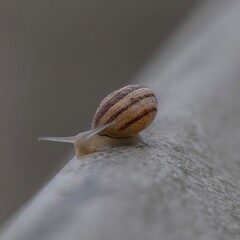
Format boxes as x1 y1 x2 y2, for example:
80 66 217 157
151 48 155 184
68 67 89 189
1 1 240 239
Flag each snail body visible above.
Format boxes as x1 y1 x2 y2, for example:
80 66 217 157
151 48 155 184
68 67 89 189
39 84 158 157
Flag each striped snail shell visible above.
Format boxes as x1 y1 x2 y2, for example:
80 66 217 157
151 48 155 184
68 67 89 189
38 84 158 157
92 84 158 138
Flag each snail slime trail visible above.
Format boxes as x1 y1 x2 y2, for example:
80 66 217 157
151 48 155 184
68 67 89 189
39 85 158 157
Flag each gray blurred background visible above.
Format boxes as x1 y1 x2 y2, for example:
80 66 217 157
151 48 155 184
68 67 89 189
0 0 200 225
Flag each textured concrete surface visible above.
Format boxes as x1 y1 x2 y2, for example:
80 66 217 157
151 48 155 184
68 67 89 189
1 1 240 239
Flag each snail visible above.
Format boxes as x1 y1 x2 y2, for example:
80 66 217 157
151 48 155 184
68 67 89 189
38 84 158 157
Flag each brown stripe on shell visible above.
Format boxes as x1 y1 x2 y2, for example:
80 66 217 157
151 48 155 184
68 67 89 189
105 92 156 124
93 85 145 127
118 107 157 131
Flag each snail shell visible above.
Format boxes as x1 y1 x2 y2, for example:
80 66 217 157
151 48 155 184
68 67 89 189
92 84 158 138
39 84 158 157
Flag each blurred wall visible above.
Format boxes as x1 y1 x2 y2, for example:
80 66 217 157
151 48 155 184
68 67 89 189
0 0 200 224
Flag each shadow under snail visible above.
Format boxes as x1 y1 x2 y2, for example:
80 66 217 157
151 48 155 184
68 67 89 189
38 84 158 157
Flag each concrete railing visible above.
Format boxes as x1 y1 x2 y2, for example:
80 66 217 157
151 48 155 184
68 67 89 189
1 1 240 239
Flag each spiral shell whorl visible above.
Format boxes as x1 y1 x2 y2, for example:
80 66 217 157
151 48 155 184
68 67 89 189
92 84 158 137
